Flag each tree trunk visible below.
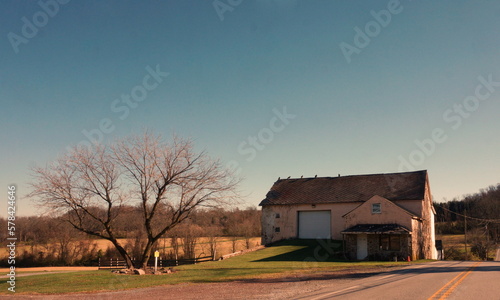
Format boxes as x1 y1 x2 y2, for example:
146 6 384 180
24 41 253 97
110 239 134 269
245 236 251 249
141 240 155 270
231 237 237 253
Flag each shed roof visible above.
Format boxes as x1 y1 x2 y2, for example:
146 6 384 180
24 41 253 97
259 170 427 206
341 224 411 234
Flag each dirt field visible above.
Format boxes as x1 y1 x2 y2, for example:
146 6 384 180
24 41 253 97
0 237 261 262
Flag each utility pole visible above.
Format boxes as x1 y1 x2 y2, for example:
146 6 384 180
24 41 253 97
485 222 489 260
464 209 468 260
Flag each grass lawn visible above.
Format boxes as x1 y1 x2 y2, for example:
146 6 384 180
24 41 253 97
1 240 429 295
438 234 466 247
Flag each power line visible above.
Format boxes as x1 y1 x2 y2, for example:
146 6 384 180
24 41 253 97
434 205 500 223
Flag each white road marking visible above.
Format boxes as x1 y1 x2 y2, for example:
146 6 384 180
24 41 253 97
299 262 451 300
377 274 397 280
308 285 360 300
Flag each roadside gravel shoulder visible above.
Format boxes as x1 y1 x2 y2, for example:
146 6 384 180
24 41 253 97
8 266 406 300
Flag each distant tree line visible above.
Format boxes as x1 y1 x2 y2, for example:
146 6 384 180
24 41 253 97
0 207 261 267
434 184 500 260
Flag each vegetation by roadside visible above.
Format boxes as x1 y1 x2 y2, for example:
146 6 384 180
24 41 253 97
439 234 497 261
0 240 428 295
434 184 499 261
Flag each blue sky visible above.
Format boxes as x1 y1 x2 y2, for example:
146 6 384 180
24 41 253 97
1 0 500 217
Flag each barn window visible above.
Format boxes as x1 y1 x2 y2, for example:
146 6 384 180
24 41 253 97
275 227 280 233
372 203 381 214
275 213 280 218
380 235 400 251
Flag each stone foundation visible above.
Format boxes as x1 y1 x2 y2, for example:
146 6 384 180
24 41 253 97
344 233 411 261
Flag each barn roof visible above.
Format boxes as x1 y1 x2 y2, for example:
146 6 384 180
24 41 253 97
259 170 427 206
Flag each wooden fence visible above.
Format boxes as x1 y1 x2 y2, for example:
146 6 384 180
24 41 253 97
98 256 213 270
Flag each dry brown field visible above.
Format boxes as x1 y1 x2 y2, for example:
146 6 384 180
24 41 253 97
0 236 261 261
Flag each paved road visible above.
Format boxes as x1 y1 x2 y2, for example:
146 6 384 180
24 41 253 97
8 261 500 299
296 261 500 300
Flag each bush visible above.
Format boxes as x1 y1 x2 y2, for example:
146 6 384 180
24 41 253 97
444 246 466 260
470 239 494 260
444 246 480 261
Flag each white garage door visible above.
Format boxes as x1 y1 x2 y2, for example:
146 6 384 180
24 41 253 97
298 211 331 239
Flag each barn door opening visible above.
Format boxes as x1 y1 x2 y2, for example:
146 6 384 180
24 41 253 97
298 211 331 239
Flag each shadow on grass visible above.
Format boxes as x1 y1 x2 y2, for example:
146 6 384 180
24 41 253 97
253 239 345 262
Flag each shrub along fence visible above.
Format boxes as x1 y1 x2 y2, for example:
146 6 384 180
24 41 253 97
98 256 213 270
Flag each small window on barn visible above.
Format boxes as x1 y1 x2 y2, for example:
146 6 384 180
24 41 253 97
380 235 400 251
390 235 401 251
380 235 389 250
275 227 280 233
275 213 280 218
372 203 381 214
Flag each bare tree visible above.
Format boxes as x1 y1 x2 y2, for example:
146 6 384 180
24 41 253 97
170 235 180 263
225 207 261 251
29 132 239 270
179 223 202 260
204 225 222 260
52 218 78 264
